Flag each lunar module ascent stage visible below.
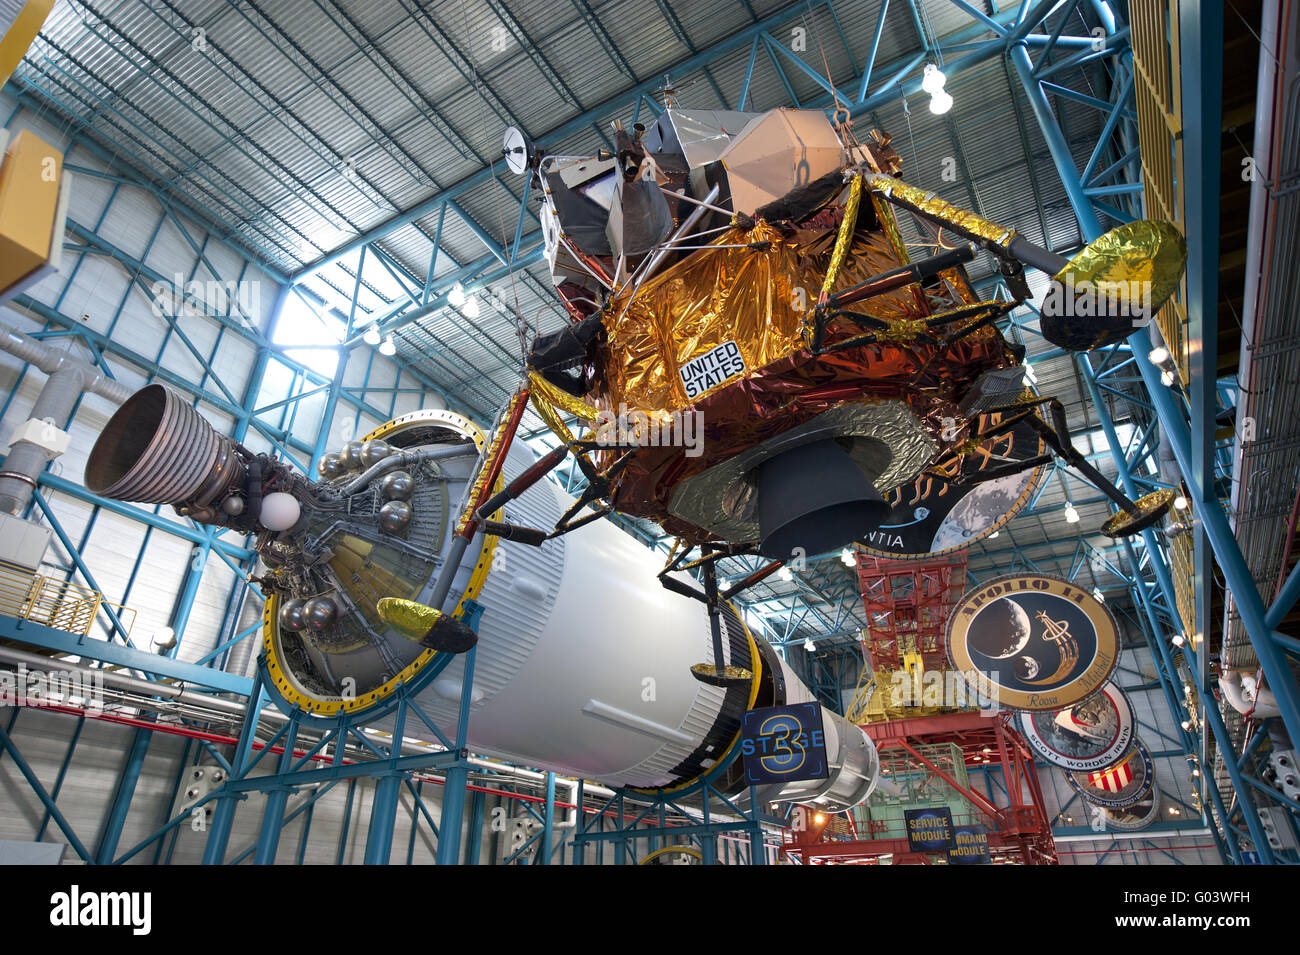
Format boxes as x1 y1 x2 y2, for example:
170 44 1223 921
82 103 1187 814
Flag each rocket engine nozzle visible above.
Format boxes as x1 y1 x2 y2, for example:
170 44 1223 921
84 383 247 521
756 438 888 560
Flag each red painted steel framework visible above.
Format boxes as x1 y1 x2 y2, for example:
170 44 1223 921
781 712 1059 864
855 553 967 675
783 556 1058 864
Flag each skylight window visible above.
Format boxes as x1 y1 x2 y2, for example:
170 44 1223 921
274 293 343 379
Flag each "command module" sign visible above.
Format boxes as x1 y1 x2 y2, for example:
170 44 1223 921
948 825 990 864
740 703 829 785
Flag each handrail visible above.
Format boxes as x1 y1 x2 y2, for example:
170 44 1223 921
0 559 135 639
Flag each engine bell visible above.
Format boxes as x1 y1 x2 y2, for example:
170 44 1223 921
756 438 888 560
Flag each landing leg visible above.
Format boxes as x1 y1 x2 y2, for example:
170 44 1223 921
954 396 1174 538
688 550 753 688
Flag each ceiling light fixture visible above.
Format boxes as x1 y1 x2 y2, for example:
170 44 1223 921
1064 502 1080 524
1174 494 1188 510
448 283 467 307
379 335 396 356
928 89 953 115
363 325 381 346
462 296 481 319
921 63 953 115
921 63 947 94
1148 345 1169 364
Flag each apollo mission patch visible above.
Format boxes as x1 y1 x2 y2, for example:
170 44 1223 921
1019 681 1135 771
1065 738 1155 810
947 574 1118 712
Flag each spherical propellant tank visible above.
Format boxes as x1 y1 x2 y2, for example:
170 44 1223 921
85 388 878 810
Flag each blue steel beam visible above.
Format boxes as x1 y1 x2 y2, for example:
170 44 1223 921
36 715 85 843
0 720 94 863
202 671 267 865
0 614 253 695
254 719 300 865
1 84 291 283
435 644 478 865
363 697 408 865
1130 331 1300 749
1175 1 1226 779
1004 14 1290 860
94 725 152 865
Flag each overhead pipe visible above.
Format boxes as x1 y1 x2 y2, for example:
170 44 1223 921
0 644 614 806
1218 669 1281 721
3 647 774 853
0 318 134 514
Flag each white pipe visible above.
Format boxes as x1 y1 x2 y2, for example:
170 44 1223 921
466 757 597 830
1054 828 1211 844
0 318 135 514
0 318 134 403
2 645 773 840
1218 670 1281 720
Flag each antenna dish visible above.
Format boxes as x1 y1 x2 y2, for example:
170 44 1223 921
502 125 537 175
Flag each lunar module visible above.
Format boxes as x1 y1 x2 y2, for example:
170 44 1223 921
491 104 1185 680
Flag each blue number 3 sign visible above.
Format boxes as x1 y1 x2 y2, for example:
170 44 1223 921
741 703 830 785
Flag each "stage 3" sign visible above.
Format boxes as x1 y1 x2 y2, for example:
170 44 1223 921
740 703 830 785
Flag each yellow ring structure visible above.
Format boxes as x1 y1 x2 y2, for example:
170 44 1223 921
638 845 703 865
262 408 504 716
625 601 762 797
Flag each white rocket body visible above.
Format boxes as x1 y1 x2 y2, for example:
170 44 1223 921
375 441 879 809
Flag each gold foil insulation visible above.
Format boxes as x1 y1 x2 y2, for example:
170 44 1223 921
522 166 1023 543
1054 219 1187 316
375 597 442 641
818 174 861 303
601 220 927 413
528 370 600 423
867 174 1018 248
871 192 910 263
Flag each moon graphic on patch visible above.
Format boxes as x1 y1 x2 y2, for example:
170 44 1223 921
929 470 1036 552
